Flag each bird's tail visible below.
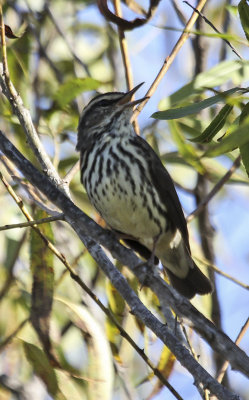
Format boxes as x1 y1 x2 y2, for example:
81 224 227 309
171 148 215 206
159 231 213 298
123 234 212 299
165 262 213 299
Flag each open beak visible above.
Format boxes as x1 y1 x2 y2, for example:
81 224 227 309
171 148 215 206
117 82 148 107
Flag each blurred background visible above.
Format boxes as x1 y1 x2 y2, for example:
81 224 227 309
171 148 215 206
0 0 248 399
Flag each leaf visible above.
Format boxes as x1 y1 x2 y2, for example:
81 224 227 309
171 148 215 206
105 279 125 353
55 370 86 400
54 78 102 107
239 102 249 176
23 340 83 400
4 237 21 270
139 346 175 399
201 157 248 184
203 120 249 158
23 341 62 397
190 104 234 143
56 298 114 400
157 346 175 378
152 88 241 120
238 0 249 41
30 209 54 357
168 120 205 174
4 24 19 39
240 142 249 176
160 60 249 107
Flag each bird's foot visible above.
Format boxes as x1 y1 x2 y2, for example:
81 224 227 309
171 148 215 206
134 257 155 290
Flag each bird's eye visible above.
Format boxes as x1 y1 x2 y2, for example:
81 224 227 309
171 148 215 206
98 100 111 107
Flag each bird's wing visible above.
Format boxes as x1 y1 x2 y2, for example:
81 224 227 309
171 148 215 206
133 135 190 253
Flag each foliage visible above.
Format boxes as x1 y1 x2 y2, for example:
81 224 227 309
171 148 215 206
0 1 249 400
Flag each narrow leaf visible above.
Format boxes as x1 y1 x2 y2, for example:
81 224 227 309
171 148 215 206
203 121 249 157
4 24 19 39
23 341 60 397
238 0 249 41
30 209 54 357
105 280 125 353
239 102 249 176
54 78 101 107
191 104 233 143
169 120 205 174
152 88 240 120
161 60 249 107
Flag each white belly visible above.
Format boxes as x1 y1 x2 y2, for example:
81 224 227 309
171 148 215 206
82 136 168 241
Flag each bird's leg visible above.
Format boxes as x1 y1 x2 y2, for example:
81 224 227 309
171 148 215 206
148 232 161 266
134 232 161 289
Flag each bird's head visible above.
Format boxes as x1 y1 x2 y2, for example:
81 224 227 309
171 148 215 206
76 83 146 151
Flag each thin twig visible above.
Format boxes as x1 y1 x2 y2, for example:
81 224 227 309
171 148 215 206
71 272 184 400
113 0 140 135
0 172 181 399
192 13 215 398
219 0 232 61
0 318 29 351
0 230 27 301
114 0 134 90
63 160 80 184
0 6 9 78
194 256 249 291
1 155 60 215
0 214 64 232
170 0 187 26
123 0 147 16
0 172 71 270
132 0 208 120
183 0 242 60
216 317 249 383
187 155 241 223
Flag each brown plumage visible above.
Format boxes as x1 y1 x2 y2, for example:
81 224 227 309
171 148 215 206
76 84 212 298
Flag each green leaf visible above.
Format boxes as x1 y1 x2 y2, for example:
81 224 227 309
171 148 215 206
54 78 102 107
240 142 249 176
30 209 54 355
160 60 249 107
4 237 21 270
105 279 125 353
55 370 86 400
203 120 249 158
23 341 62 398
201 157 248 184
238 0 249 41
152 88 239 120
190 104 234 143
23 340 83 399
239 102 249 176
169 120 205 173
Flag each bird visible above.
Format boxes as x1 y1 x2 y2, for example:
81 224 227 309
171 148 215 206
76 83 212 298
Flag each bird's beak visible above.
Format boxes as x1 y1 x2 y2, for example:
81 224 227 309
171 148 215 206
117 82 148 107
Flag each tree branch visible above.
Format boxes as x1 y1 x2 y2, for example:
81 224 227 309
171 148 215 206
187 155 241 223
0 130 248 399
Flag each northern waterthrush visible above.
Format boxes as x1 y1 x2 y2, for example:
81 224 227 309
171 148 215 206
76 83 212 298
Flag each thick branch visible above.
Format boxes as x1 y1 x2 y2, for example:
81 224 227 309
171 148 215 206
0 131 247 399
